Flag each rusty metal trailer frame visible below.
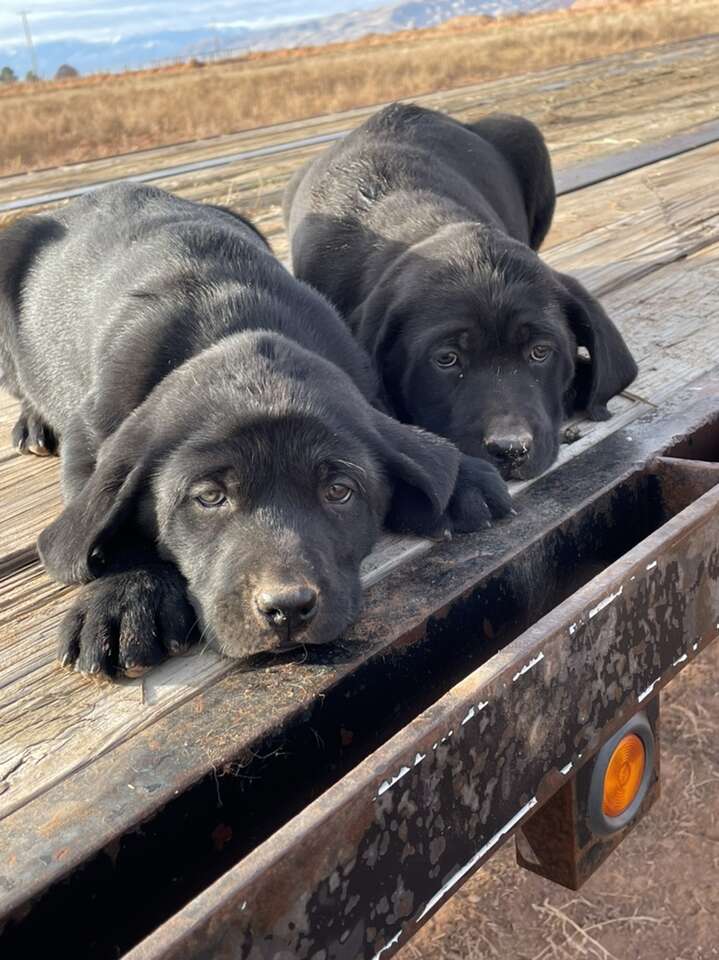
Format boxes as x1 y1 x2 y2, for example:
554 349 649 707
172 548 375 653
2 371 719 959
118 372 719 960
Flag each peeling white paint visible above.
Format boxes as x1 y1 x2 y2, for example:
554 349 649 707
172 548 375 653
588 586 623 619
462 706 476 726
416 797 538 922
560 762 573 776
693 642 699 651
646 560 657 570
433 731 454 749
673 653 688 667
377 766 411 797
376 748 429 797
371 929 402 960
569 623 577 636
462 701 489 725
638 679 659 703
512 652 545 683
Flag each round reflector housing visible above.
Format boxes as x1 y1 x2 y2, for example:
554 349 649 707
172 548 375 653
588 712 654 836
602 733 646 818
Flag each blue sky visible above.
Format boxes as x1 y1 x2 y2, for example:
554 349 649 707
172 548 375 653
0 1 381 47
0 0 390 73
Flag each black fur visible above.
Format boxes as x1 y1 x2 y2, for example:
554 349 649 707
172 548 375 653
284 103 638 479
0 182 511 679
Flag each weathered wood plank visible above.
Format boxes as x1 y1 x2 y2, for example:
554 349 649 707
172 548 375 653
1 35 718 225
2 233 718 821
3 36 719 844
0 393 20 459
0 457 58 577
3 137 718 570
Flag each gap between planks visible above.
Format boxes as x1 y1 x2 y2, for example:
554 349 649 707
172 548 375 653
3 85 719 815
2 35 719 226
2 232 718 819
3 136 719 570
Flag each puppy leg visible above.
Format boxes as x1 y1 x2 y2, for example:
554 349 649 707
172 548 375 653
58 561 197 680
448 454 514 533
12 401 58 457
58 413 97 499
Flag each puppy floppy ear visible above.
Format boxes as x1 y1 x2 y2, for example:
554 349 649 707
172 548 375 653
37 414 157 584
350 272 409 418
554 270 637 421
370 409 460 536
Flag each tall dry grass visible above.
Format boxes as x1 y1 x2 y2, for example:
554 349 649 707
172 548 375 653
0 0 714 176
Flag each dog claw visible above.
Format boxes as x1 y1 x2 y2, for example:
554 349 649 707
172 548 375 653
124 663 150 678
28 443 51 457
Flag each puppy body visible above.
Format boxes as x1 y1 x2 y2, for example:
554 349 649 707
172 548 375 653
1 183 510 677
4 186 372 460
285 103 638 479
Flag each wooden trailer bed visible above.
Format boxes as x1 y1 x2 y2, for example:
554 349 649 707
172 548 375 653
1 34 719 959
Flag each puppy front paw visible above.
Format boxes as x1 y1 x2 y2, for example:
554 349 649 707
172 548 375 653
58 563 196 680
12 405 58 457
449 455 513 533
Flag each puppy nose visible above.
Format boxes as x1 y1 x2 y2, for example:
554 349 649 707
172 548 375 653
255 585 319 636
485 431 533 464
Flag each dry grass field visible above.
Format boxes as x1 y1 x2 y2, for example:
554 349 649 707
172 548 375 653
0 0 715 177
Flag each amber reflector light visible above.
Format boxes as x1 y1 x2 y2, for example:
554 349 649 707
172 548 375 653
602 733 646 818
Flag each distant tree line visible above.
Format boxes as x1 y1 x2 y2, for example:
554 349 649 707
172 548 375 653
0 63 79 83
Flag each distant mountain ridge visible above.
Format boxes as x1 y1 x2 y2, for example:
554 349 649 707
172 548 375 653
241 0 573 49
0 0 573 77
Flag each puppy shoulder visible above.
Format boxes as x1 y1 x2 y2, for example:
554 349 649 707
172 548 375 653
205 204 271 250
0 214 65 322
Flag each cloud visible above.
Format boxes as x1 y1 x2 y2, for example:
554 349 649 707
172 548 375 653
0 0 382 46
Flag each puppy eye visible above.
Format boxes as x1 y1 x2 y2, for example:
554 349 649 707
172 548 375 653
325 482 353 504
434 350 459 369
194 487 227 508
529 344 552 363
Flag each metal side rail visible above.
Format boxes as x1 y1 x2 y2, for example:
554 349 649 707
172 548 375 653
121 371 719 959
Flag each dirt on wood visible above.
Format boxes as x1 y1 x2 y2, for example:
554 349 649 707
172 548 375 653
400 639 719 960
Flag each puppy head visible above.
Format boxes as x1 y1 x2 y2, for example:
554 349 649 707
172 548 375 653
38 333 460 659
355 225 636 479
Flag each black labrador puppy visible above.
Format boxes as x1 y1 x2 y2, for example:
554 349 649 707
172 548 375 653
0 183 511 679
284 103 638 479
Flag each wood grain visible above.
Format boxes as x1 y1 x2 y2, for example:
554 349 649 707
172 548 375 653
3 137 719 569
1 35 718 226
2 230 718 819
2 44 719 883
